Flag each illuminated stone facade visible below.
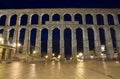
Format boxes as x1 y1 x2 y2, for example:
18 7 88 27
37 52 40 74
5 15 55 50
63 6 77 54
0 8 120 60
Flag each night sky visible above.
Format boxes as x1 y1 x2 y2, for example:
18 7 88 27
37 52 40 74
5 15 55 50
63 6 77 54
0 0 120 9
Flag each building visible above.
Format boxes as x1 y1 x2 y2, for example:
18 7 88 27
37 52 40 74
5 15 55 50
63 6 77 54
0 34 15 61
0 8 120 61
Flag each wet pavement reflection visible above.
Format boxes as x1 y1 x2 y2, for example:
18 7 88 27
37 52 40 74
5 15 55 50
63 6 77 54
0 60 120 79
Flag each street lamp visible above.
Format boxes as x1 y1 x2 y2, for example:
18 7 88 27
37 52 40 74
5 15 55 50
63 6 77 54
101 45 106 60
76 52 84 61
45 55 48 59
52 53 55 56
17 43 21 47
12 42 21 47
58 55 61 59
33 50 36 54
101 45 105 52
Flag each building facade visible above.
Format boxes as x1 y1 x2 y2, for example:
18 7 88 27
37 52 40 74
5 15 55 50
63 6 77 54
0 8 120 60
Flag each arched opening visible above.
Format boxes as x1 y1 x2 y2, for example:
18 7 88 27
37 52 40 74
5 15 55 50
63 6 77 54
99 28 106 53
52 14 60 21
30 28 37 54
52 28 60 57
76 28 83 53
117 14 120 24
86 14 93 24
99 28 106 45
19 28 26 53
110 28 117 53
87 28 95 54
0 15 7 26
42 14 49 24
64 28 72 59
31 14 39 25
0 29 4 34
9 29 15 44
96 14 104 25
10 14 17 26
74 14 83 24
41 28 48 57
20 14 28 25
64 14 71 21
107 14 114 25
19 28 26 45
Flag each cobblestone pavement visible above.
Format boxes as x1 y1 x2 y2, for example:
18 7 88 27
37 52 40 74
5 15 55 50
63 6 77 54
0 60 120 79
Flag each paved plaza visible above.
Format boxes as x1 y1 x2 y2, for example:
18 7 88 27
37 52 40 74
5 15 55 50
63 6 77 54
0 60 120 79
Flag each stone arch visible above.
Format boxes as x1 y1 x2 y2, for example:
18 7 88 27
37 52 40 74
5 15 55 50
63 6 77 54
99 28 106 45
87 28 95 51
110 28 117 52
96 14 104 25
117 14 120 24
42 14 49 24
31 14 39 25
9 29 15 44
0 15 7 26
52 28 60 57
99 27 106 53
20 14 28 25
30 28 37 54
10 14 17 26
64 14 71 21
76 28 83 53
64 28 72 59
41 28 48 56
86 14 93 24
52 14 60 21
19 28 26 45
74 14 83 24
107 14 114 25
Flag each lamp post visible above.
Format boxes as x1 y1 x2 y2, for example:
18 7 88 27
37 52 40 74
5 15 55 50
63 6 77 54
101 45 106 60
101 45 105 52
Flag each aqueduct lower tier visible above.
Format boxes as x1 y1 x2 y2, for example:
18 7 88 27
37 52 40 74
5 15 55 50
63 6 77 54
0 8 120 60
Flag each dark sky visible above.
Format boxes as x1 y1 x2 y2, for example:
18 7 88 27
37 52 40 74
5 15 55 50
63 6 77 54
0 0 120 9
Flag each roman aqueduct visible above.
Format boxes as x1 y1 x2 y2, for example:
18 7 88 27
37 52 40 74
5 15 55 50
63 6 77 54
0 8 120 60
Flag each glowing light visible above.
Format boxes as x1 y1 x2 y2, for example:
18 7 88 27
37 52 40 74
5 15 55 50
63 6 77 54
0 36 4 44
58 55 61 59
115 61 119 63
17 43 21 47
33 51 36 54
45 55 48 59
101 53 104 56
52 53 55 56
12 43 21 47
101 45 105 52
76 55 80 58
77 53 84 61
70 57 72 60
77 53 83 58
79 53 83 56
12 43 16 47
101 53 107 60
90 55 94 59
